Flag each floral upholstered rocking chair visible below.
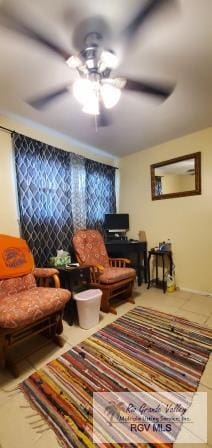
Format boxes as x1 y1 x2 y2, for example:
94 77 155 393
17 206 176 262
0 234 71 377
73 229 136 314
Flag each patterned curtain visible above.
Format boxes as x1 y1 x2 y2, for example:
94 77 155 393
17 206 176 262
155 176 162 196
70 153 86 232
13 133 73 266
13 133 117 266
85 159 116 231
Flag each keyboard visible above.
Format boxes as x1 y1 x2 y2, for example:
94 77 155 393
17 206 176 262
107 239 129 244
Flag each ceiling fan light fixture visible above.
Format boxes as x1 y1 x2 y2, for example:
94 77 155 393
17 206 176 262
100 50 119 70
73 79 94 104
73 78 100 115
101 83 121 109
66 55 82 69
82 97 100 115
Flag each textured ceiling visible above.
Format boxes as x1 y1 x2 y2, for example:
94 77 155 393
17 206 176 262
0 0 211 157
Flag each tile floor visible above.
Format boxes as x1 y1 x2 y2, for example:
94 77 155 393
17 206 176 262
0 286 211 448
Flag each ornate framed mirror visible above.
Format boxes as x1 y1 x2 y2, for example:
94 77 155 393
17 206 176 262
151 152 201 200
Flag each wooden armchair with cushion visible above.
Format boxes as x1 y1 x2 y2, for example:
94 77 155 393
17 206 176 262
0 234 71 377
72 229 136 314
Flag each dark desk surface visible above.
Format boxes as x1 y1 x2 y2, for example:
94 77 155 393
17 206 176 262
106 239 142 244
149 249 172 256
106 240 147 285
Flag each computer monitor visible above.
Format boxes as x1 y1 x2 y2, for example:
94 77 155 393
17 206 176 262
104 214 129 233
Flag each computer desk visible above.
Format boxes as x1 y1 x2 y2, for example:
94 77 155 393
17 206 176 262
105 240 148 286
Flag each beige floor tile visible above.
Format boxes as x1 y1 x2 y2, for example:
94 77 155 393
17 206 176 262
200 356 212 390
175 424 208 445
0 359 34 392
31 430 61 448
171 308 208 325
0 391 44 448
174 443 209 448
149 302 181 315
205 315 212 328
174 393 208 445
198 383 212 446
170 289 194 300
27 341 72 370
138 288 191 308
181 295 212 316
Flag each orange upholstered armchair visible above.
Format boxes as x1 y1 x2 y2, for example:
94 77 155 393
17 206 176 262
72 229 136 314
0 234 71 377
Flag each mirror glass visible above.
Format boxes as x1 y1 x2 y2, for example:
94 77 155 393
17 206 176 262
151 152 201 200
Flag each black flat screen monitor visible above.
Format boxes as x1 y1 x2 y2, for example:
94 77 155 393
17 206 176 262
104 214 129 232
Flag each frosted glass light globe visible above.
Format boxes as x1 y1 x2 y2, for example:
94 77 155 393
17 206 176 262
101 83 121 109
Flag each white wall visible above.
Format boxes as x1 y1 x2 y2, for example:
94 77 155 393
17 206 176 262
119 127 212 294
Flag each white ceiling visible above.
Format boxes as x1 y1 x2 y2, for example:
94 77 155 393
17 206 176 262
156 159 194 175
0 0 211 157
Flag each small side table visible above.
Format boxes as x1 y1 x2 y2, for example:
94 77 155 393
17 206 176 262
147 250 173 293
54 265 91 325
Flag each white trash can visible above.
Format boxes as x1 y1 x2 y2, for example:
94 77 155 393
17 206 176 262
74 289 102 329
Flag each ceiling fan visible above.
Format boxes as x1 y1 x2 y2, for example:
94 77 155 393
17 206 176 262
0 0 176 126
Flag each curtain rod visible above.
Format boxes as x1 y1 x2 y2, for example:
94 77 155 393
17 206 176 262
0 125 118 168
0 125 14 134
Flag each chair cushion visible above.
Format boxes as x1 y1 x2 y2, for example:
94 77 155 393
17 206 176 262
0 273 36 296
0 287 71 329
73 229 110 267
99 267 136 285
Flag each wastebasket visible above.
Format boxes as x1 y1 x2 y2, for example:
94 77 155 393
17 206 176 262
74 289 102 329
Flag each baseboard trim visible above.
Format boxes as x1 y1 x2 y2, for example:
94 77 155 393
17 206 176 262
180 287 212 297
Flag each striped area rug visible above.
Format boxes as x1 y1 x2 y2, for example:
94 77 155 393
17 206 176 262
20 306 212 447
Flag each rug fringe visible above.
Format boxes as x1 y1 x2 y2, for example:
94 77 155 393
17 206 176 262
19 385 64 447
36 428 50 434
25 413 42 419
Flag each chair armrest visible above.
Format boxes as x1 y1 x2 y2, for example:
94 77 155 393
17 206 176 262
109 258 131 267
33 268 60 288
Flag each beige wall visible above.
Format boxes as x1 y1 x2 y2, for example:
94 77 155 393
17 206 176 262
119 127 212 294
162 174 194 194
0 115 118 237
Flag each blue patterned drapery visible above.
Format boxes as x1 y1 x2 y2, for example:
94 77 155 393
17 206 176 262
155 176 162 196
13 133 73 266
85 158 116 230
13 133 116 266
70 153 86 232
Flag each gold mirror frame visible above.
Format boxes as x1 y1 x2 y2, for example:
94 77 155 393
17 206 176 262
151 152 201 200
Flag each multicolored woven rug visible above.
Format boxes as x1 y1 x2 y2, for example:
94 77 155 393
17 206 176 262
20 306 212 447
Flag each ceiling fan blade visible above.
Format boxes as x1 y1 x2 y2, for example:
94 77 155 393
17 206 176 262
28 85 70 109
124 78 174 99
121 0 173 40
0 6 71 60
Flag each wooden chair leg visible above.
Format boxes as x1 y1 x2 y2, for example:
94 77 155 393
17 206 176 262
100 290 117 315
6 358 20 378
56 315 63 335
0 338 20 378
0 345 6 370
52 335 64 347
127 281 135 304
53 315 64 347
